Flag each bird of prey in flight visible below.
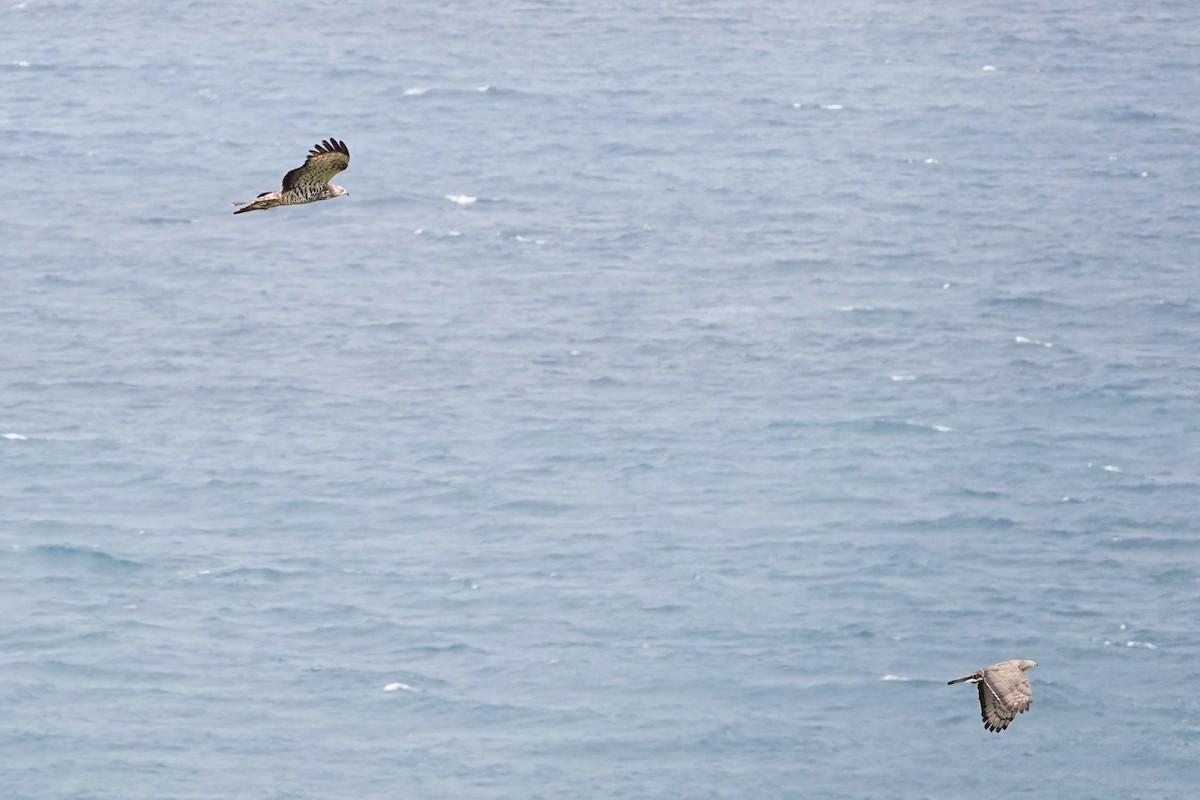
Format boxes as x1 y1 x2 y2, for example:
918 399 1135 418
947 659 1037 732
232 138 349 214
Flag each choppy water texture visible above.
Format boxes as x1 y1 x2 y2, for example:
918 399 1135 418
4 2 1199 798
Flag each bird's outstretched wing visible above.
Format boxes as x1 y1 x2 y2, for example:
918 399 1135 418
977 680 1016 731
984 662 1033 712
281 138 350 192
948 659 1036 733
978 662 1033 732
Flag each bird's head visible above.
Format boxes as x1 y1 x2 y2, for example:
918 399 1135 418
1018 660 1038 671
331 185 349 198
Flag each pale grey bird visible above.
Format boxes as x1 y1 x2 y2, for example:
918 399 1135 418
232 138 350 214
947 659 1037 732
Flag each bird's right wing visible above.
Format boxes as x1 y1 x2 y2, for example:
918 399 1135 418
281 138 350 192
985 663 1033 713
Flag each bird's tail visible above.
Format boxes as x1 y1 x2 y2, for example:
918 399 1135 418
231 198 265 213
231 191 277 214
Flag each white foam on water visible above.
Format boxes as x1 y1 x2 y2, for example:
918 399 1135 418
445 194 477 205
2 433 28 440
403 86 429 96
1015 335 1053 347
906 420 954 433
383 682 418 692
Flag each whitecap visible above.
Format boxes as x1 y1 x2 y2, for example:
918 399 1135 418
445 194 477 205
881 674 911 681
820 103 844 111
403 86 429 96
383 681 418 692
1126 641 1159 650
1102 465 1122 473
2 433 28 440
890 375 916 382
906 420 954 433
982 65 996 72
1014 335 1053 348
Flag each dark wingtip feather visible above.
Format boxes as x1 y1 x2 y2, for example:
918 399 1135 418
308 138 349 158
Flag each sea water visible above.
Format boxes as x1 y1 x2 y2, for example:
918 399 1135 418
3 1 1198 797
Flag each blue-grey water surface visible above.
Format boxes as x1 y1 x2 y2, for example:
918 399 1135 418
3 1 1199 798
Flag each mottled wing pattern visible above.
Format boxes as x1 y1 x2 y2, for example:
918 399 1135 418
977 680 1015 732
978 661 1033 732
281 138 350 192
